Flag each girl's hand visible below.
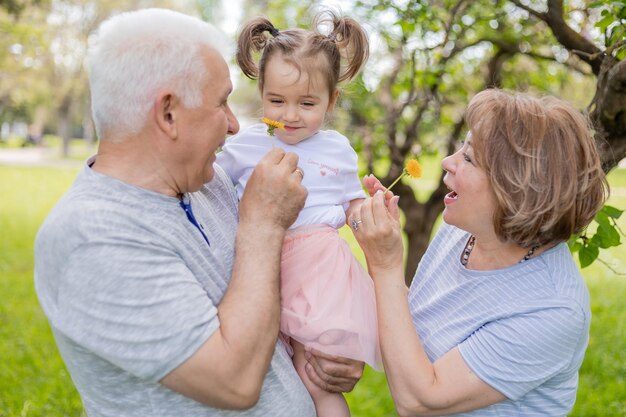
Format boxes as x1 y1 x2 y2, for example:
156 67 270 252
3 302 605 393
304 348 364 393
351 191 403 274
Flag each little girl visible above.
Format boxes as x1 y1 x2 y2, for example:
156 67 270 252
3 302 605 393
216 11 380 416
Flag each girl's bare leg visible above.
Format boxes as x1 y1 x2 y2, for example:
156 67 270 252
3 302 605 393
291 340 350 417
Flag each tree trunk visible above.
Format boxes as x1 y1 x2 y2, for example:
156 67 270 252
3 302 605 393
523 0 626 172
590 57 626 172
399 183 447 285
400 119 464 283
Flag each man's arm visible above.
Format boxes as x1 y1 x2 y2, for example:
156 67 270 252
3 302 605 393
161 148 306 409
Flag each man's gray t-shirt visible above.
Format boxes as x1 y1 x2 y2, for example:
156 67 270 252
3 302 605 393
34 159 315 417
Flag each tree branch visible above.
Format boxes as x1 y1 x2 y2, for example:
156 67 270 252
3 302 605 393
508 0 546 20
509 0 603 74
595 257 626 276
398 51 419 117
442 0 470 46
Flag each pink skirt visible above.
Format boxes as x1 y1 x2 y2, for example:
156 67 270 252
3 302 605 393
280 224 381 370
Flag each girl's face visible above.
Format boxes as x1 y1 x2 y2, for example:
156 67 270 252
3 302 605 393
441 133 498 237
262 55 338 145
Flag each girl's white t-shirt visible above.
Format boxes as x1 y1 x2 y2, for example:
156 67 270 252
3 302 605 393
216 123 366 229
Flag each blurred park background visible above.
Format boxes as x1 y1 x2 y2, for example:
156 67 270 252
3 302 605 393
1 0 625 415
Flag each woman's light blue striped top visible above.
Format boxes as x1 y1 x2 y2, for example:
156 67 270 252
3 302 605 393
408 223 591 416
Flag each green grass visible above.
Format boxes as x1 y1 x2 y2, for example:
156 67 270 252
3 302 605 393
574 274 626 416
1 162 625 416
0 166 84 416
0 135 26 148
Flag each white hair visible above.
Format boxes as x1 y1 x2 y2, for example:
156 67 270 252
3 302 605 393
87 8 232 140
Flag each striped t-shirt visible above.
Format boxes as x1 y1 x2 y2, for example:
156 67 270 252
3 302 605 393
408 223 590 416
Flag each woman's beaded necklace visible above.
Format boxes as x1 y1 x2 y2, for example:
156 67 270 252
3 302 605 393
461 235 539 266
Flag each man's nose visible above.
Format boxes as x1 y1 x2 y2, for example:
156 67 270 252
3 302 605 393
227 106 239 135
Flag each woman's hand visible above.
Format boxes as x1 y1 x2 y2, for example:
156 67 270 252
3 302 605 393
363 174 396 202
351 190 403 274
363 174 385 195
304 348 364 393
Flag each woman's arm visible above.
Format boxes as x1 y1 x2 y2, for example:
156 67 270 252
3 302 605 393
353 192 505 416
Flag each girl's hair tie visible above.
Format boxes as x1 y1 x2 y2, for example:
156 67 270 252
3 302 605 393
327 33 336 42
269 27 280 37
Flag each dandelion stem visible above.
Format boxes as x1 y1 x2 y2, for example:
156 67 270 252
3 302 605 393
387 172 406 191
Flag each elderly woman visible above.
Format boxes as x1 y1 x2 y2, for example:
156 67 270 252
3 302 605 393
353 89 608 417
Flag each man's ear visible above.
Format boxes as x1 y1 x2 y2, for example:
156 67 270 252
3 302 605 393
326 89 340 112
155 92 178 139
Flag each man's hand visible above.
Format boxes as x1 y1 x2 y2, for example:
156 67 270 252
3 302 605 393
239 148 307 230
304 347 364 393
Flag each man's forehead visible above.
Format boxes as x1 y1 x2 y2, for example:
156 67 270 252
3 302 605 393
202 49 232 94
218 82 233 99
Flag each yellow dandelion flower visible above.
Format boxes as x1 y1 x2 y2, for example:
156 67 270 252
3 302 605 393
261 117 284 136
387 158 422 191
405 159 422 178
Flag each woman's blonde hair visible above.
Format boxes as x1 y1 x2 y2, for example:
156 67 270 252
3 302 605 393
465 89 608 248
236 10 369 96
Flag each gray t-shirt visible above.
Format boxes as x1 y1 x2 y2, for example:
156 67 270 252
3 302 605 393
34 158 315 417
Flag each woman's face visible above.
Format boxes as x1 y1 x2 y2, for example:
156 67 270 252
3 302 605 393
441 133 498 237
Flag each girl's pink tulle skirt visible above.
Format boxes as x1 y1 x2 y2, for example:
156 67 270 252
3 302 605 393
280 224 381 370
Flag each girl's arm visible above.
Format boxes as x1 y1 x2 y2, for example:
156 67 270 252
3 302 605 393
345 198 364 226
352 191 505 417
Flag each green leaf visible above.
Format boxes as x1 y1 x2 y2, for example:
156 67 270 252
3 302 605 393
601 205 624 219
596 15 616 32
567 235 582 252
424 72 438 88
594 211 611 228
608 25 626 46
398 20 415 34
593 223 622 248
614 2 626 10
579 244 600 268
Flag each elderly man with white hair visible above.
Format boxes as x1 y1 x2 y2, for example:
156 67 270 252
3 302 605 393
34 8 362 417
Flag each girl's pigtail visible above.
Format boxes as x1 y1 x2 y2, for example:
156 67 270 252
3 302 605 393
236 17 279 80
325 13 369 82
